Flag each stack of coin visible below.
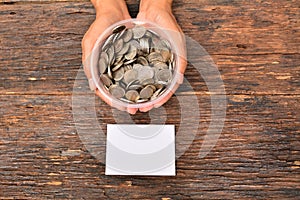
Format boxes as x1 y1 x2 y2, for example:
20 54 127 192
98 24 175 103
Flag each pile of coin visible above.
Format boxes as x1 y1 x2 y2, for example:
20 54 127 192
98 24 175 103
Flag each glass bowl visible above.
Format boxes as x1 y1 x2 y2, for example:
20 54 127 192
89 19 182 113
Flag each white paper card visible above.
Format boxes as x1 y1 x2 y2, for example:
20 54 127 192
105 124 175 176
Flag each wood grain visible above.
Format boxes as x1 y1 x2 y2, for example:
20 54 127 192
0 94 299 199
0 0 299 199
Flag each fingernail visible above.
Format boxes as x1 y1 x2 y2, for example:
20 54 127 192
88 78 96 91
127 108 138 115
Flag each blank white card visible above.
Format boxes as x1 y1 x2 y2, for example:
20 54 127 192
105 124 175 176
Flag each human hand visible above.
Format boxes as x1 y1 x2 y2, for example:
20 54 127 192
137 0 187 112
82 0 132 109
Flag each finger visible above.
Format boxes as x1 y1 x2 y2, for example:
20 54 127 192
82 19 114 79
154 81 181 108
127 107 138 115
153 90 173 108
139 104 154 112
95 89 113 106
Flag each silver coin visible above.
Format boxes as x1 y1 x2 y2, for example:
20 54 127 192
147 52 164 63
151 87 165 100
124 59 136 65
157 80 169 85
123 64 133 71
125 45 137 60
132 25 146 39
109 84 125 99
122 29 133 42
114 53 123 64
161 39 171 50
114 39 124 53
117 29 126 40
106 45 115 65
100 74 112 87
133 63 144 70
113 67 124 81
141 78 155 86
153 61 169 70
128 84 143 90
98 57 107 74
112 60 124 72
137 56 149 65
136 99 148 103
125 90 140 102
107 64 113 79
147 84 156 91
100 52 108 63
156 69 172 82
117 80 127 89
140 85 154 99
160 49 171 62
126 79 139 90
140 37 150 53
123 69 138 84
137 65 154 82
120 98 135 103
129 40 141 49
102 33 115 50
147 30 160 38
118 42 130 56
112 25 126 34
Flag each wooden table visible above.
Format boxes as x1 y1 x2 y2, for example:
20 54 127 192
1 0 299 199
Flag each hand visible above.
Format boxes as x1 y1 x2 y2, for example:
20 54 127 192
81 0 133 111
137 0 187 112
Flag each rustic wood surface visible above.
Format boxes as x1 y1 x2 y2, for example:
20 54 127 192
0 0 299 199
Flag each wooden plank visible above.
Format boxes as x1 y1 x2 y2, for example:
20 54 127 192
0 1 299 95
0 0 299 199
0 94 299 199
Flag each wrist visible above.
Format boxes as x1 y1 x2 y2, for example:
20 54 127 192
91 0 129 18
139 0 173 12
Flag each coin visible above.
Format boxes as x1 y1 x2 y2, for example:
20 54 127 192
125 90 140 102
128 84 143 90
100 74 112 87
112 60 123 72
151 87 165 100
132 25 146 39
156 69 172 82
124 59 136 65
109 85 125 99
141 78 155 86
140 85 154 99
147 52 164 63
122 29 133 42
106 45 115 65
140 37 150 53
113 67 124 81
98 57 107 74
153 61 168 70
118 41 129 55
136 65 154 82
160 49 171 62
102 33 115 51
100 52 108 63
133 63 144 70
137 56 149 65
125 45 137 60
114 39 124 53
123 69 138 84
112 25 126 34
